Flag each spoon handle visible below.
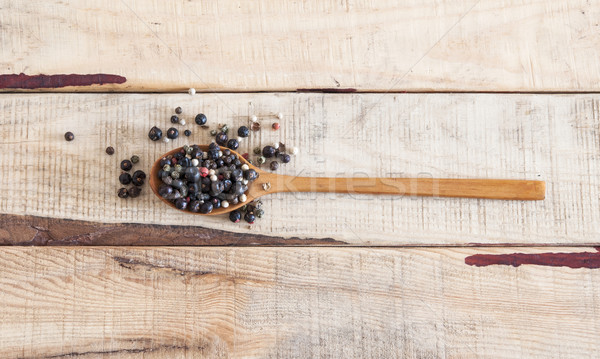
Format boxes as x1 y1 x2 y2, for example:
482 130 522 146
269 176 545 200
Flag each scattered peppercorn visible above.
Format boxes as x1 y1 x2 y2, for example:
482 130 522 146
130 155 140 164
195 113 207 126
167 127 179 139
184 129 192 136
132 170 146 186
120 160 133 171
148 126 163 141
119 172 132 185
171 115 179 124
280 153 291 163
105 146 115 155
242 153 249 160
210 129 217 136
262 145 276 158
237 126 250 137
118 187 129 198
229 210 242 223
216 132 228 146
64 132 75 141
227 138 239 150
175 106 182 114
128 186 142 198
270 161 279 171
272 122 280 130
257 156 266 165
251 122 261 131
253 147 262 155
244 212 256 224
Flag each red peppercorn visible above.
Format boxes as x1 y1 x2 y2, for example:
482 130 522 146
272 122 280 130
200 167 209 177
242 153 249 159
171 158 178 164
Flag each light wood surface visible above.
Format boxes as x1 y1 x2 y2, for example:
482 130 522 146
0 246 598 359
0 93 598 245
1 0 599 92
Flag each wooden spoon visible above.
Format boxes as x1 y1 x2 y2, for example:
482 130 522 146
150 146 546 216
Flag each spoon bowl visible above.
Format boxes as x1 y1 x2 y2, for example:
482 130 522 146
150 145 546 216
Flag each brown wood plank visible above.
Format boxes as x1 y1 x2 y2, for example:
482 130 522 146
1 246 599 358
1 0 599 92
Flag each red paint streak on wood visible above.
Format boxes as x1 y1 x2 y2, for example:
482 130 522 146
465 248 600 269
0 73 126 89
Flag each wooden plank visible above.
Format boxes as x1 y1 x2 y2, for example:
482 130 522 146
0 246 599 358
1 93 599 246
1 0 599 92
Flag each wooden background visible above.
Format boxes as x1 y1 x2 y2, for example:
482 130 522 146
1 0 600 357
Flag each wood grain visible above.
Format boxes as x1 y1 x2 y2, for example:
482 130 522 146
0 246 599 358
1 0 599 92
0 93 598 245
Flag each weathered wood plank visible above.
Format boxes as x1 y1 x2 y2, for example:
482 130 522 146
1 93 598 245
1 0 599 92
0 246 599 358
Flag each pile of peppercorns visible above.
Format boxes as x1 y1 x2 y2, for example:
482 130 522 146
117 155 147 198
156 143 259 220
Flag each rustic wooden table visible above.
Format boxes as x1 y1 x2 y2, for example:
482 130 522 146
1 1 599 358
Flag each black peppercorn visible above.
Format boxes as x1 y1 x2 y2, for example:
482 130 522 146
158 184 173 198
132 170 146 186
175 106 182 114
244 169 258 181
227 138 239 150
195 113 207 126
184 129 191 136
211 197 221 209
167 127 179 139
244 212 256 224
262 146 276 158
189 200 201 213
117 187 129 198
270 161 279 171
170 115 179 124
120 160 133 171
199 201 213 214
175 198 187 210
229 210 242 223
128 186 142 198
148 126 163 141
119 172 132 185
215 132 228 146
280 153 291 163
64 132 75 141
237 126 250 137
105 146 114 155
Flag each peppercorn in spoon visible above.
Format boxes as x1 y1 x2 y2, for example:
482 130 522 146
150 145 545 216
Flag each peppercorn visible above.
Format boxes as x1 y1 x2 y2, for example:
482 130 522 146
148 126 163 141
158 184 173 198
244 212 256 224
195 113 207 126
215 132 228 146
119 172 132 185
132 170 146 186
199 201 213 214
257 156 266 165
251 122 261 131
120 160 133 171
229 210 242 223
128 186 142 198
220 124 229 134
174 198 187 210
175 106 182 114
170 115 179 124
244 169 258 181
237 126 250 137
189 200 201 213
105 146 115 155
130 155 140 164
227 138 239 150
272 122 280 130
262 146 276 158
270 161 279 171
167 127 179 139
210 129 217 136
184 129 191 136
117 187 129 198
64 132 75 141
255 208 265 218
211 197 221 209
280 153 291 163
